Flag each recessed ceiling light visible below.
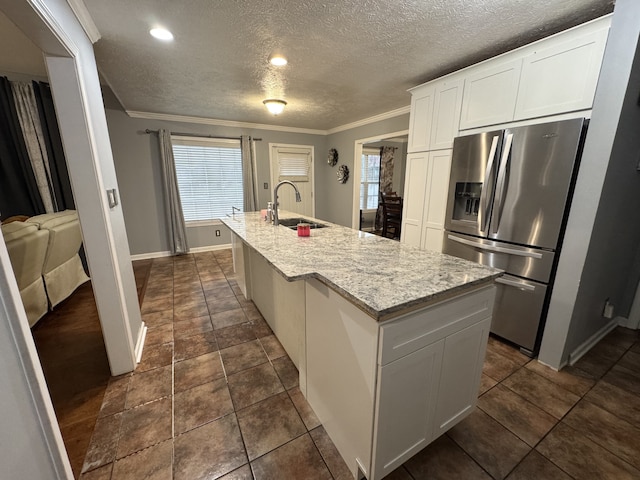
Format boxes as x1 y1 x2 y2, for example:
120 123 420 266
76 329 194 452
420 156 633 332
150 28 174 41
269 55 288 66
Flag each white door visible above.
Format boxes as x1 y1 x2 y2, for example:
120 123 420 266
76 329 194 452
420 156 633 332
270 145 314 217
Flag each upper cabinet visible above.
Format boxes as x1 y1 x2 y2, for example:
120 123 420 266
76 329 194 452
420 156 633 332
408 86 434 153
430 79 464 151
514 28 609 121
459 59 522 130
410 15 611 138
408 77 463 153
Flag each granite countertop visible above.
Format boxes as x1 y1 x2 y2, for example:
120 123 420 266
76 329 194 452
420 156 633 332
222 212 502 321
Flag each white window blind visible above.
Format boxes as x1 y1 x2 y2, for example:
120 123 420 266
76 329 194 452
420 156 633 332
360 148 381 210
172 136 243 223
278 152 310 182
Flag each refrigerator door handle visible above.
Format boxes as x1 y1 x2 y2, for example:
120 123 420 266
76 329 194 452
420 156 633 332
492 133 514 235
447 234 543 259
478 135 500 234
495 277 536 292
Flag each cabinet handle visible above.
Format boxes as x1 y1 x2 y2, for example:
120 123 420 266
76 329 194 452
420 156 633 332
495 277 536 292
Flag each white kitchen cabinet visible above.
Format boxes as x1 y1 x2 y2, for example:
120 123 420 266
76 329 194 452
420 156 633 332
407 85 434 153
306 279 495 480
514 28 609 121
401 151 452 252
433 317 491 437
372 340 443 479
401 152 429 247
430 78 464 151
421 150 452 252
459 58 522 130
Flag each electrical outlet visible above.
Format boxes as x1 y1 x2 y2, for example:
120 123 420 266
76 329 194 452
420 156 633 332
264 182 269 189
215 230 221 237
603 298 614 319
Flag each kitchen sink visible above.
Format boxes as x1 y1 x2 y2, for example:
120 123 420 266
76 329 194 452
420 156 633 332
277 217 328 229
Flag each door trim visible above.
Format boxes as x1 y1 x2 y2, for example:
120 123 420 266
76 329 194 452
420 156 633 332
352 130 409 230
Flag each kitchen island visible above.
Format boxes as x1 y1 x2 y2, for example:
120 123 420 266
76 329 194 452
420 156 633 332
222 212 501 480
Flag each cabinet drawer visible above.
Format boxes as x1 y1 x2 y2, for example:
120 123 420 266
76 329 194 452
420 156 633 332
378 285 495 365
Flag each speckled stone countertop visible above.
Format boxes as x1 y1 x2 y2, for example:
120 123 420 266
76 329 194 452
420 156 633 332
222 212 502 321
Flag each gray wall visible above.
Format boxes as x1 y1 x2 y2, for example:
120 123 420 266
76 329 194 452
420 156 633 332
320 114 410 227
105 108 327 255
539 0 640 367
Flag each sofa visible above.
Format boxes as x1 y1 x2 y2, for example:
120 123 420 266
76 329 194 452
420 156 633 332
26 210 90 309
2 221 50 326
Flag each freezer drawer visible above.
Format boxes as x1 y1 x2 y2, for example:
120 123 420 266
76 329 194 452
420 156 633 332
443 232 555 283
491 275 548 353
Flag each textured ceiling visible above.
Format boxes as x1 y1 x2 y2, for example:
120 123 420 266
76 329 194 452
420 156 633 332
86 1 613 130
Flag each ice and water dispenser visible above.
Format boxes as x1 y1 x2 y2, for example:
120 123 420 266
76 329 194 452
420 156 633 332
452 182 482 222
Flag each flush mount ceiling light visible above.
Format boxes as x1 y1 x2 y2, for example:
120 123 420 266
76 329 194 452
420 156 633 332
150 28 174 41
269 55 288 66
263 99 287 115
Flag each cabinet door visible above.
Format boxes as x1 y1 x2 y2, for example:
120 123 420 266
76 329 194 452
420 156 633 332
408 85 434 153
514 28 609 120
401 152 429 247
372 340 444 480
433 317 491 438
460 59 522 130
430 79 464 151
420 150 452 253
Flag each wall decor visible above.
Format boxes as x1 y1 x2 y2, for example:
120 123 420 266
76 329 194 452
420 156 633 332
327 148 339 166
337 165 349 184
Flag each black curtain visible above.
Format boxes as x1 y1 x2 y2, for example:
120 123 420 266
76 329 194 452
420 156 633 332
0 76 44 220
33 81 75 210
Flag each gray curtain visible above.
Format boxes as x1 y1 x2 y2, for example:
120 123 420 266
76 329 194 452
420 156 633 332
158 129 189 254
375 146 396 231
241 135 258 211
11 81 56 213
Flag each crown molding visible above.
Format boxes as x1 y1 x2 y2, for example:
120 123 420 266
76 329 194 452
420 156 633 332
66 0 101 43
126 104 411 137
126 111 327 136
326 105 410 135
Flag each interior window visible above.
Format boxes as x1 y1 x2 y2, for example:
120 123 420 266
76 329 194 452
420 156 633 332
171 136 243 223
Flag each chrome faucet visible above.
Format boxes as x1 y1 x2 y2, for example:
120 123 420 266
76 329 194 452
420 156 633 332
272 180 302 226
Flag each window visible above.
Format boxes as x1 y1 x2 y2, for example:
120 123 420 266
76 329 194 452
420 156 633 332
360 148 381 210
172 136 243 223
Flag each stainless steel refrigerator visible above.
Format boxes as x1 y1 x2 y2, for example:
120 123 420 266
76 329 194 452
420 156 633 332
442 118 587 355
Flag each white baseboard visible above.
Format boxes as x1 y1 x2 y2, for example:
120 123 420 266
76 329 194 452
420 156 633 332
130 251 173 261
134 322 147 364
568 318 619 365
616 315 638 330
189 244 232 253
130 243 232 261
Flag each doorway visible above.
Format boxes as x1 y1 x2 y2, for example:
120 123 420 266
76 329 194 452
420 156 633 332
269 144 315 217
351 131 409 232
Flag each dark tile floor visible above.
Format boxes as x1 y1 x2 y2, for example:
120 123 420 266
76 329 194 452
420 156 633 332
42 249 640 479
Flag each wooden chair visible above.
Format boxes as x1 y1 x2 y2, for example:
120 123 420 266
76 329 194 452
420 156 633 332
380 193 402 239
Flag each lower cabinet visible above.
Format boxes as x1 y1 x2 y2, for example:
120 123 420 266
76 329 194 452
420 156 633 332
306 279 496 480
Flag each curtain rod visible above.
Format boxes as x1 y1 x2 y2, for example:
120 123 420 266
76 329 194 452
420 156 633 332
144 129 262 141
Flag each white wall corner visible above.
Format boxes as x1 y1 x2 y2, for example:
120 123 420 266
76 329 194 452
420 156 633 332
66 0 101 43
567 318 618 365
